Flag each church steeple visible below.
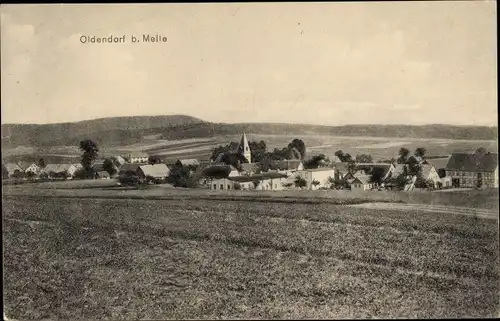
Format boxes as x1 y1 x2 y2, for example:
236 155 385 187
238 133 251 163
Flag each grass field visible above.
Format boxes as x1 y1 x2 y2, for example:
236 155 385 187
3 189 499 319
2 134 497 164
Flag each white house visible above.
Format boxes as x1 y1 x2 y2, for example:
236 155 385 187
4 163 23 177
42 163 82 178
127 152 149 164
297 168 336 190
137 164 170 180
351 175 373 191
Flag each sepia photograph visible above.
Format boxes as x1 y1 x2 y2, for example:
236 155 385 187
1 2 498 319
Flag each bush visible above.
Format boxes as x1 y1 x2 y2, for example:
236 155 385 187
234 182 242 190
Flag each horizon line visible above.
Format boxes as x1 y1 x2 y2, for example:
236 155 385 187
0 114 498 128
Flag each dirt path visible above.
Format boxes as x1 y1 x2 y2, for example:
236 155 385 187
348 202 498 220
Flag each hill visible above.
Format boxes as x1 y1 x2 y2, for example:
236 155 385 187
1 115 497 149
1 115 206 148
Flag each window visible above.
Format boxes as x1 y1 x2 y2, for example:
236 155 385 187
227 185 231 190
220 184 224 190
213 184 216 190
274 184 277 189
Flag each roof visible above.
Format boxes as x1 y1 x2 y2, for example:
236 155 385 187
128 152 149 158
16 161 36 170
334 162 350 173
228 172 287 182
427 157 450 170
421 164 436 179
96 171 110 178
237 133 250 156
355 163 393 177
201 165 238 179
4 163 22 173
352 175 371 185
43 163 75 173
138 164 170 178
446 153 498 172
273 160 303 171
177 159 200 167
119 163 141 173
240 162 259 173
301 167 336 173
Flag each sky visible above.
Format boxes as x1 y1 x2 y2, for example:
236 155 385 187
1 2 497 126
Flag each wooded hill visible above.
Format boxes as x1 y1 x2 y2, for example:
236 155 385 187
1 115 497 148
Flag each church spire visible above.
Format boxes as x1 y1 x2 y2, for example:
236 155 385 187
239 132 251 163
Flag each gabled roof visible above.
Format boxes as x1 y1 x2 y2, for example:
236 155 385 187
177 159 200 167
228 172 287 182
138 164 170 178
4 163 22 173
42 163 75 173
240 162 259 173
421 164 436 179
273 160 303 171
446 153 498 172
426 157 450 171
237 133 250 155
352 175 371 185
119 163 141 173
16 161 36 171
201 164 234 179
128 151 149 158
301 167 336 173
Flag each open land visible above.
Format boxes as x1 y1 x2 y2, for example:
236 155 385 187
2 134 497 164
2 184 499 319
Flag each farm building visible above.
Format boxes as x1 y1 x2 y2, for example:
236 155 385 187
351 175 373 191
355 163 395 181
137 164 170 181
208 172 287 191
41 163 82 179
269 160 304 174
4 163 23 177
119 163 141 174
296 168 336 190
113 155 127 166
127 152 149 164
17 161 40 174
176 159 200 168
95 171 111 179
445 152 498 188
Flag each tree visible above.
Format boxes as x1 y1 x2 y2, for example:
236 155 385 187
79 139 99 178
103 158 117 176
11 169 25 179
303 154 329 169
369 167 387 185
335 150 345 162
355 154 373 163
233 182 242 190
294 176 307 188
166 165 198 188
347 161 357 175
252 180 261 189
398 147 410 164
249 140 267 163
414 147 427 158
25 171 37 180
311 179 321 188
148 155 163 165
287 139 306 159
38 158 46 168
343 153 353 163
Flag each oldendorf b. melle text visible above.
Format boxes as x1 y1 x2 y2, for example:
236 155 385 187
79 34 167 44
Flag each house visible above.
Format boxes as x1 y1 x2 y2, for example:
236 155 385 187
113 155 127 166
332 162 351 180
4 163 23 177
119 163 141 174
420 164 441 187
136 164 170 181
355 163 395 182
240 162 260 175
17 161 40 174
95 171 111 179
127 152 149 164
208 172 287 191
41 163 82 179
426 157 451 187
271 160 304 173
176 159 200 168
296 168 336 190
445 152 498 188
351 175 373 191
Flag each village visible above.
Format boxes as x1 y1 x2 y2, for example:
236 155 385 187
2 133 498 192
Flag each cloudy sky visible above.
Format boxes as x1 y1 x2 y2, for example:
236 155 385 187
1 2 497 126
